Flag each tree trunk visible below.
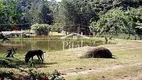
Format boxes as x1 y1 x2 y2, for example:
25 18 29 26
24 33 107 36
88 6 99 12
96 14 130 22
105 36 108 44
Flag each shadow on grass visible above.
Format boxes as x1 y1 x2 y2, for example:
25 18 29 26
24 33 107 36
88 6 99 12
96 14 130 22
30 60 57 68
0 58 57 68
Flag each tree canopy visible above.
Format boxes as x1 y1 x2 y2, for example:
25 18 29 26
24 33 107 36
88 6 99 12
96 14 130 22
0 0 142 38
0 0 22 31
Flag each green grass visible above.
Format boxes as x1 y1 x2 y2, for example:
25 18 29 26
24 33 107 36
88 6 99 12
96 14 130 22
1 39 142 79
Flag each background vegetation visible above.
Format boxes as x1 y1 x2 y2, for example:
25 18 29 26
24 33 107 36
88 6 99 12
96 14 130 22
0 0 142 39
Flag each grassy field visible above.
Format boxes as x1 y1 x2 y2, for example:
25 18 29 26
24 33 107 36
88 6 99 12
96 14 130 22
0 39 142 80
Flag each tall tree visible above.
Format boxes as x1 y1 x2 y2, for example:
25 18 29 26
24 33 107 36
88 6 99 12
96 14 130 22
62 0 97 35
22 0 54 25
40 4 54 25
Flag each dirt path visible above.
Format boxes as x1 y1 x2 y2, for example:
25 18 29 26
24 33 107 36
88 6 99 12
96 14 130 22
63 62 142 76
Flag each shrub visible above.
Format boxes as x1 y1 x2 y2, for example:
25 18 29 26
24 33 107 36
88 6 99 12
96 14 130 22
31 24 51 35
0 69 65 80
0 59 9 67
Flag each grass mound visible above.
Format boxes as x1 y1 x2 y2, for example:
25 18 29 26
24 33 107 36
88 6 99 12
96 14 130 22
81 47 113 58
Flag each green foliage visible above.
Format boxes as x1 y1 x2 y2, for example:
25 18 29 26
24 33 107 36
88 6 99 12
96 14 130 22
31 24 51 35
0 69 65 80
0 0 142 39
23 0 54 25
62 0 96 34
0 0 23 31
49 0 64 24
0 71 13 79
0 1 5 13
92 9 124 35
40 4 54 25
60 0 142 36
91 6 142 39
0 0 22 24
0 59 9 67
51 23 63 32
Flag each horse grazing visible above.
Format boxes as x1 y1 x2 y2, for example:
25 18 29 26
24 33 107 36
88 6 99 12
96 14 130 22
25 50 44 63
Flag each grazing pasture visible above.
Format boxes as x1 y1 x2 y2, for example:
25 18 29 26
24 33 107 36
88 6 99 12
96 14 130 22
0 39 142 80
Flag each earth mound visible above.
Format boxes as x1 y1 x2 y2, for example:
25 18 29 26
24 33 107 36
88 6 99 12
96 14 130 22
81 47 113 58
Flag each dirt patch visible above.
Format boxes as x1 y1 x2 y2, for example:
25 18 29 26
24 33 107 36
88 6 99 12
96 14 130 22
62 62 142 79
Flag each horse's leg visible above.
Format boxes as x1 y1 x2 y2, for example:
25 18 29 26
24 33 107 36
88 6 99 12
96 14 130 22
37 55 41 61
6 51 11 57
11 52 14 58
39 54 43 63
31 56 34 63
6 53 10 57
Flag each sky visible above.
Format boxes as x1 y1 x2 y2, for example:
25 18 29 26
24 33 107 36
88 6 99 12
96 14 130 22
56 0 62 2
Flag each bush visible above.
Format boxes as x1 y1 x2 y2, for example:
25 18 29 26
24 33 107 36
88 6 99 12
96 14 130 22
81 47 113 58
31 24 51 35
0 69 65 80
0 59 9 67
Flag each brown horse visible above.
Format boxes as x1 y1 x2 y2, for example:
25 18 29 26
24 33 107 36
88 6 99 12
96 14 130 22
25 50 44 63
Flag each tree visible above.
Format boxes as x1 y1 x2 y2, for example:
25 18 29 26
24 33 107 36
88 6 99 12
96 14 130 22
91 9 125 36
91 5 142 39
0 0 22 31
62 0 97 35
25 0 54 25
0 0 5 17
131 7 142 39
40 4 54 25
